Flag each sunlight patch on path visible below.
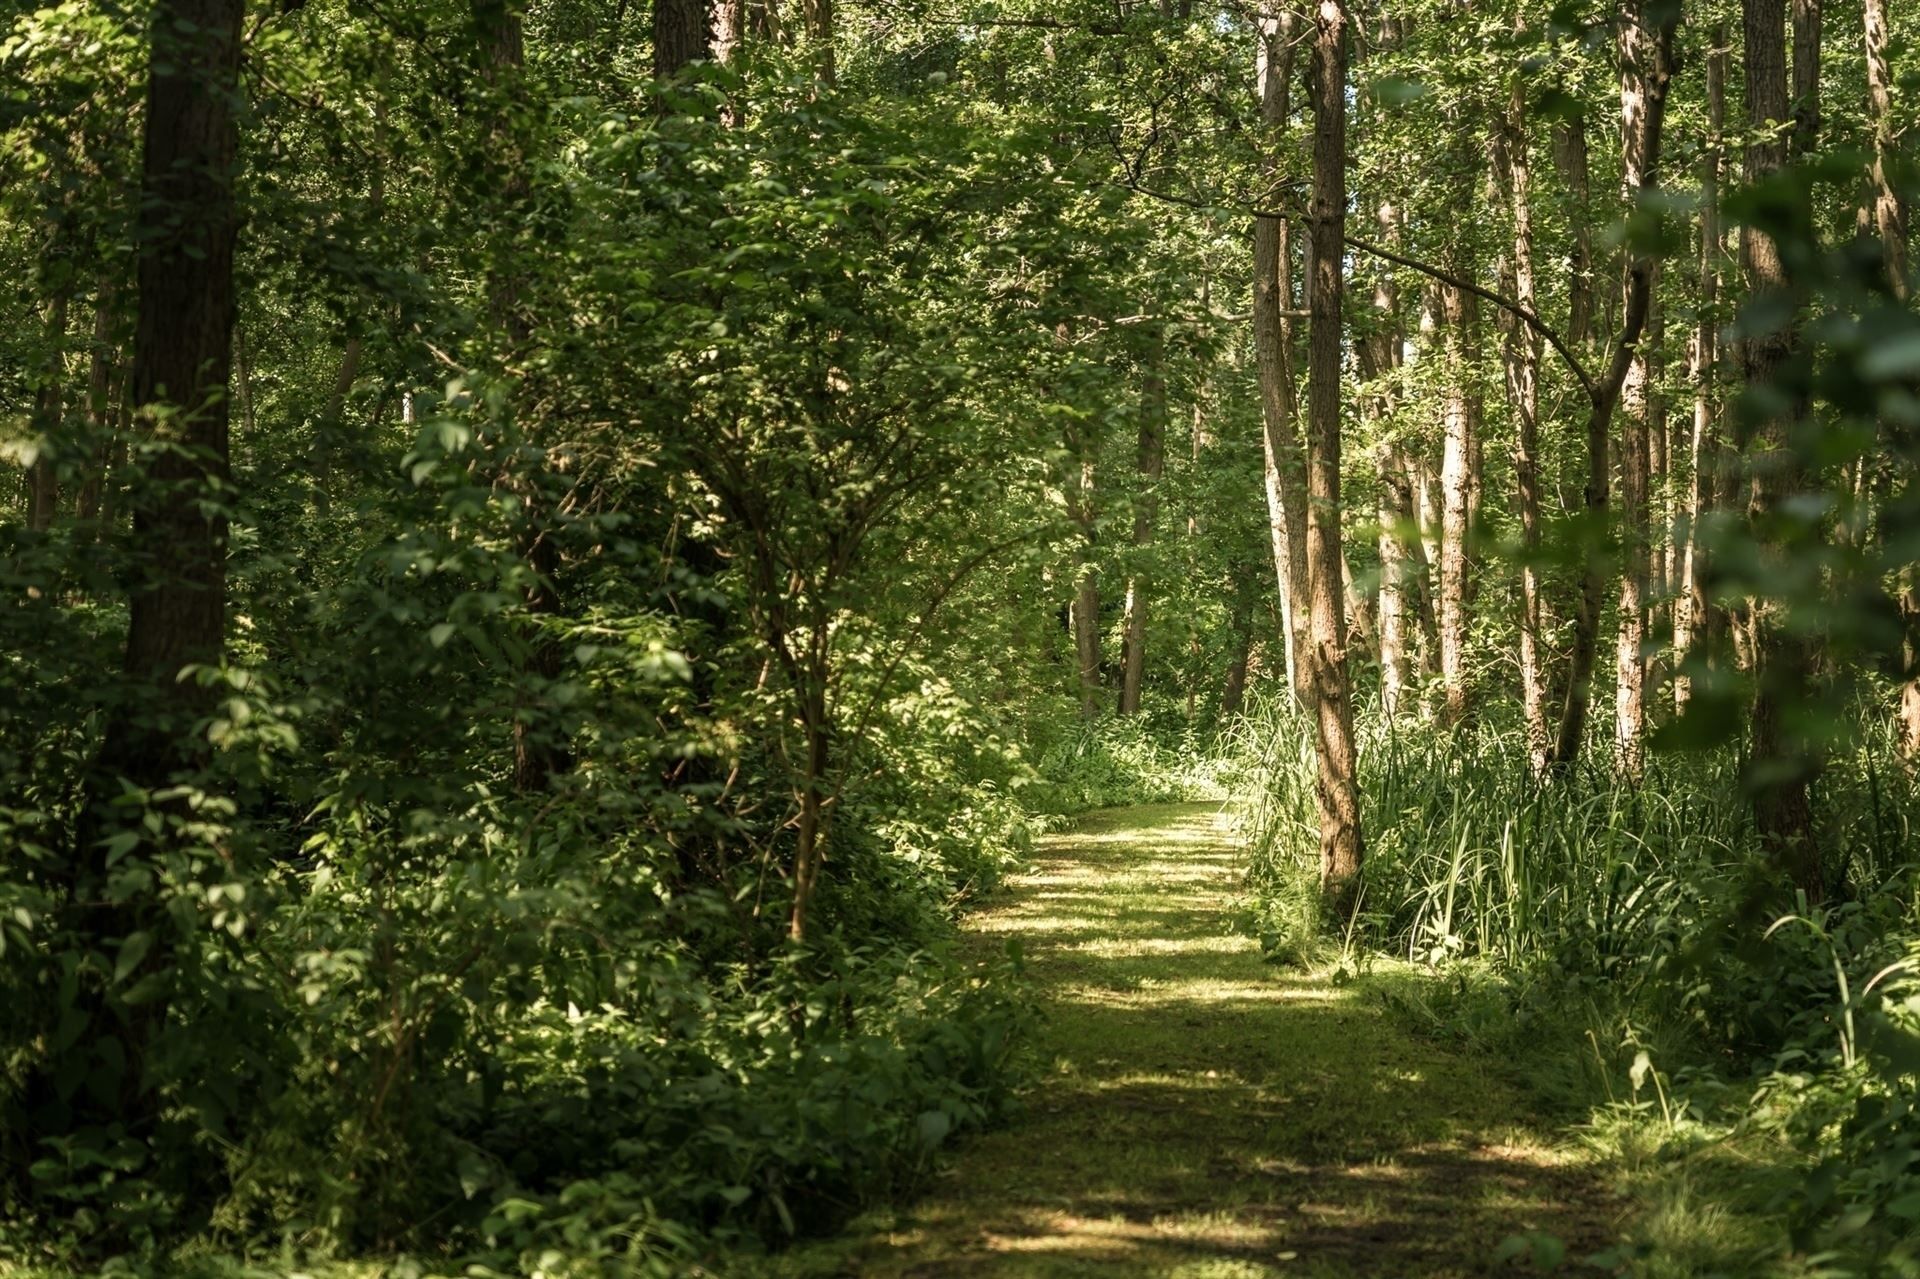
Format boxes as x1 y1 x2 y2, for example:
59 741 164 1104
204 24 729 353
762 801 1617 1278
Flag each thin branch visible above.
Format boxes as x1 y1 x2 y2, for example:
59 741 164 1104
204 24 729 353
1112 178 1599 399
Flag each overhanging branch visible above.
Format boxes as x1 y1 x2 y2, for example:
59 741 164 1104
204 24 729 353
1112 178 1599 399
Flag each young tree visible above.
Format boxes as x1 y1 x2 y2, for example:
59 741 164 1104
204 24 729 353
1306 0 1362 910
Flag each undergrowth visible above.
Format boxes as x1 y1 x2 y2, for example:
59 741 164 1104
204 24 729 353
1231 692 1920 1278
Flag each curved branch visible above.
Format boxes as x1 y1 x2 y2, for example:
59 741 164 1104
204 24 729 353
1112 178 1599 399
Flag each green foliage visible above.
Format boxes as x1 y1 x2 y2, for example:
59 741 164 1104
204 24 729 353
1237 703 1920 1274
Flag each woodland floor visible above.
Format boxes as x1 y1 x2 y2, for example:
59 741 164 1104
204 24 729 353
760 802 1621 1279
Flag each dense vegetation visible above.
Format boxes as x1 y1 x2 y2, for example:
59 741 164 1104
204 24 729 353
3 0 1919 1275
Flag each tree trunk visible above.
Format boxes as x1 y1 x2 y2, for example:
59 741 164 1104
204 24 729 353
100 0 244 792
1071 449 1103 719
1437 279 1476 727
1676 28 1728 714
1617 16 1664 779
1741 0 1821 898
1496 84 1551 774
1615 298 1653 782
1863 0 1919 755
802 0 834 83
1255 12 1312 707
1220 580 1255 717
27 294 69 532
1119 334 1167 716
655 0 711 78
1866 0 1906 298
1553 115 1595 348
1549 0 1676 770
76 288 117 525
1307 0 1362 912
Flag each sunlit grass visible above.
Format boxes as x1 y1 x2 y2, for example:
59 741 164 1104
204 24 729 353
754 803 1615 1278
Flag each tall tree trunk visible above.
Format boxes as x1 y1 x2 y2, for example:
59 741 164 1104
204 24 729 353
27 294 69 532
1741 0 1821 897
1864 0 1919 755
1866 0 1906 298
1437 279 1476 726
100 0 244 791
802 0 834 83
1791 0 1821 160
1553 115 1595 348
1119 334 1167 716
1550 0 1676 770
1615 295 1654 782
76 288 116 525
1255 12 1312 706
1071 448 1103 720
1220 579 1256 716
1676 28 1728 714
1307 0 1362 911
1496 84 1551 774
1362 200 1411 717
1616 15 1664 780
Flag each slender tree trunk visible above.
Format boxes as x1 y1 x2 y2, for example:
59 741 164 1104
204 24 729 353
1376 441 1412 716
1119 334 1167 716
1742 0 1821 897
1863 0 1920 755
1496 85 1551 774
1220 581 1255 716
1550 1 1676 770
77 288 116 525
27 294 69 532
312 338 362 519
801 0 834 83
1554 116 1595 348
1615 297 1653 782
1307 0 1362 911
1677 29 1728 714
1071 449 1103 720
1866 0 1906 298
1362 200 1411 717
1437 279 1476 726
1255 13 1312 706
788 679 830 942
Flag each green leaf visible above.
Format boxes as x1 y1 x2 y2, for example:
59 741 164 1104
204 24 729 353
113 931 152 984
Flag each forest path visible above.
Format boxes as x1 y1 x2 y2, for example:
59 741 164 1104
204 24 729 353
766 803 1615 1278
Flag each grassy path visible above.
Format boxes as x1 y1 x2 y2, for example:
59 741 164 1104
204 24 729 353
770 803 1615 1278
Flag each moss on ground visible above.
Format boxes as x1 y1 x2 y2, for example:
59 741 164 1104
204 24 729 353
755 803 1617 1278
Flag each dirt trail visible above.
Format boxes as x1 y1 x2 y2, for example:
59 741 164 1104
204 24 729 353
770 803 1616 1278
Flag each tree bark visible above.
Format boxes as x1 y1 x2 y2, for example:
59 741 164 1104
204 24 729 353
1071 447 1104 720
1307 0 1362 912
1741 0 1821 897
655 0 712 78
1676 28 1728 714
1495 83 1551 774
1119 333 1167 716
1437 279 1476 726
1615 298 1653 782
1553 115 1595 348
27 294 69 532
99 0 245 792
77 288 117 525
1866 0 1906 298
1255 12 1312 707
1549 0 1676 770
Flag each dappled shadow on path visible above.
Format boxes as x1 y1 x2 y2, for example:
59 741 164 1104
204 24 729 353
770 802 1617 1278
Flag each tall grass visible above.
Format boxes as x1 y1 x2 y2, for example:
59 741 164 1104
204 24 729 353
1225 690 1920 1273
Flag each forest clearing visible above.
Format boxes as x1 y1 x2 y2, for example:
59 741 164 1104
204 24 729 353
4 0 1920 1276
